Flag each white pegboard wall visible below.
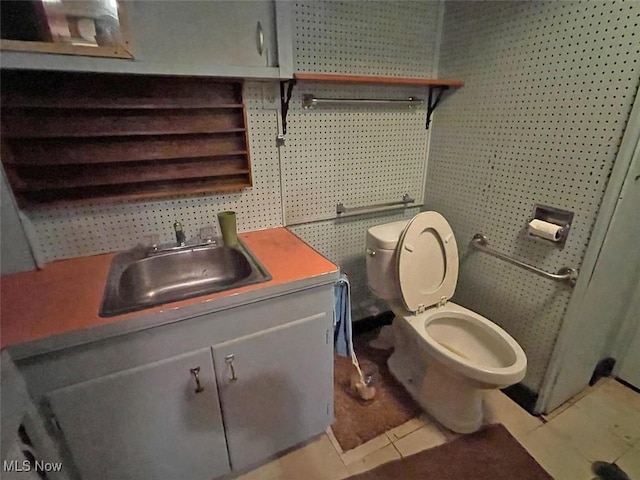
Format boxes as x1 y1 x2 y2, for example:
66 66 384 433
427 1 640 391
294 0 442 77
290 207 420 320
282 82 429 224
27 82 282 262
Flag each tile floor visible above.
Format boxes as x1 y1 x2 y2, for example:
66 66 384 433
237 377 640 480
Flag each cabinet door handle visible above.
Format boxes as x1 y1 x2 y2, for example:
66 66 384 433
190 366 204 393
256 21 264 56
225 354 238 382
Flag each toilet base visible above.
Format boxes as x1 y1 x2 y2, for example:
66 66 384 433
388 349 485 433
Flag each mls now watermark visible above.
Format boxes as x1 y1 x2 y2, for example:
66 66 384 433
3 459 63 473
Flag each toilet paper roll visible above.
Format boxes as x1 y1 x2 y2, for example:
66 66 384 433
528 219 563 242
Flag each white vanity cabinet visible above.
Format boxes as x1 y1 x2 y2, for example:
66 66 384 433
14 284 335 479
46 349 230 480
212 312 333 471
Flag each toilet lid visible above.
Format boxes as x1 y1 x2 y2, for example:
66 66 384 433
396 211 459 312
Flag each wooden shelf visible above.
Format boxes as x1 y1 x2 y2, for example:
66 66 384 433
19 176 251 207
283 73 464 130
1 71 253 207
293 73 464 87
1 111 246 139
11 157 250 191
6 134 247 166
0 101 245 110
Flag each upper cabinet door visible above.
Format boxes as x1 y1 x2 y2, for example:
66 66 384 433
212 312 334 471
1 0 281 78
127 0 278 68
47 349 230 480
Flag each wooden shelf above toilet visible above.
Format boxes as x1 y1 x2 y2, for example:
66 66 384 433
293 73 464 87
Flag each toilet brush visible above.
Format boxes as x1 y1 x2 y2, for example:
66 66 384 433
349 353 376 401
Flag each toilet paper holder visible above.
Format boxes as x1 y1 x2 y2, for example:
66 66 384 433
528 204 574 248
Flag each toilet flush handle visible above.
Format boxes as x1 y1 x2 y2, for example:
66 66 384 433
366 248 376 256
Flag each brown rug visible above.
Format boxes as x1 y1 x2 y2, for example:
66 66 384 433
346 423 553 480
333 331 421 451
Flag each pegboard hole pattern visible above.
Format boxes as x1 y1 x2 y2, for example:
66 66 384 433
427 0 640 391
282 83 429 224
294 0 441 77
28 83 282 261
456 251 574 388
290 207 421 320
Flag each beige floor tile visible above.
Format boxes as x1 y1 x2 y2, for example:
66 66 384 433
325 427 344 455
385 417 426 442
542 379 610 421
434 423 462 442
279 434 349 480
519 425 594 480
572 378 607 402
483 390 543 441
615 444 640 479
235 458 285 480
542 397 575 422
600 378 640 412
393 422 447 457
571 384 640 445
339 433 390 465
411 412 461 441
545 403 632 462
345 443 401 476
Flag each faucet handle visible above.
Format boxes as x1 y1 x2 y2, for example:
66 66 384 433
199 226 215 243
174 221 186 247
142 233 160 250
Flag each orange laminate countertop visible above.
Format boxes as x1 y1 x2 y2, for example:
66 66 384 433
1 228 339 350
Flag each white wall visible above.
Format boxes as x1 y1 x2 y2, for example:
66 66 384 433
0 169 36 274
540 115 640 411
287 0 442 319
427 1 640 392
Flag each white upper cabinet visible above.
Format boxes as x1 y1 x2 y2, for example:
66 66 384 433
1 0 289 79
127 0 278 70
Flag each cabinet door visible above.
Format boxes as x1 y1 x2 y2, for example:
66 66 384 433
47 349 229 480
128 0 278 69
212 312 333 471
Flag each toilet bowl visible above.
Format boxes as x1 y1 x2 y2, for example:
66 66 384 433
366 211 527 433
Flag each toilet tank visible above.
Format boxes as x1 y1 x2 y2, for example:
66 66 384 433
366 220 409 300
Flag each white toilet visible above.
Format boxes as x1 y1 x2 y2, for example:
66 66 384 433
365 211 527 433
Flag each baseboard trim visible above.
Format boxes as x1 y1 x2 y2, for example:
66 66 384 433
615 377 640 394
353 311 394 335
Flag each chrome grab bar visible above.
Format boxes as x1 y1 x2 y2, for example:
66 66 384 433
302 94 423 109
336 194 415 217
471 234 578 287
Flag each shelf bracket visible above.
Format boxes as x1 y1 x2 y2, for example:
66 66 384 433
276 79 297 146
425 85 449 130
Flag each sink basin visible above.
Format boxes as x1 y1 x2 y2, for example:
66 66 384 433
100 241 271 317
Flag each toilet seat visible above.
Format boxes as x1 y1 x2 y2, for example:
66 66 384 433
397 212 459 312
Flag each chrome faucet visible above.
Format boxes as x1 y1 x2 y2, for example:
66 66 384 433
141 223 218 257
174 221 186 247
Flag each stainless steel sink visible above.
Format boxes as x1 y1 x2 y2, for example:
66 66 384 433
100 241 271 317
